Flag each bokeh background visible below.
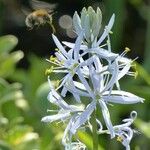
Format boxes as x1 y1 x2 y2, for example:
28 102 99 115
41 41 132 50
0 0 150 150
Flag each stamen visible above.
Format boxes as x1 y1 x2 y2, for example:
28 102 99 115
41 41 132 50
46 59 61 66
109 30 113 34
45 66 54 75
125 47 131 52
47 109 59 112
117 136 123 142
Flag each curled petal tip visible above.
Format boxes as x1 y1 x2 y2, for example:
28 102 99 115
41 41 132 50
140 98 145 103
41 117 46 122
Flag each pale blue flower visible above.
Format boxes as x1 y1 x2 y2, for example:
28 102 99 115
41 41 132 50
41 78 86 147
42 6 144 150
67 53 143 139
98 111 137 150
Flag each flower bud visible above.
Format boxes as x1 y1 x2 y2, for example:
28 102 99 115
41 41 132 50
73 6 102 43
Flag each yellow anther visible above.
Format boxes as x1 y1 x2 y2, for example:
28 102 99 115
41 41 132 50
125 47 131 52
45 69 51 75
109 30 113 34
50 55 56 61
117 136 123 142
45 66 54 75
55 48 59 51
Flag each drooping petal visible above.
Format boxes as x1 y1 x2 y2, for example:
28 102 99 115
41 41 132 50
99 100 115 138
47 90 70 109
70 100 96 134
62 115 76 146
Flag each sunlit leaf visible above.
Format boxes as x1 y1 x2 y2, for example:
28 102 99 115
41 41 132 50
0 35 18 53
78 131 104 150
135 119 150 138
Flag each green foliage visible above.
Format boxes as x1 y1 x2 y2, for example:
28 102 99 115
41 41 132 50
0 35 61 150
78 131 104 150
0 35 24 78
0 35 40 150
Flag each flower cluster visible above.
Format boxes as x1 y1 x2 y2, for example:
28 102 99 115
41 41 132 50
42 7 144 150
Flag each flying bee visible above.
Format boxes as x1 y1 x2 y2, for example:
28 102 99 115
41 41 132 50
24 0 57 32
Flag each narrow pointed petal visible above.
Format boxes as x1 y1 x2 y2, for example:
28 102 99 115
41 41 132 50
99 100 115 138
74 31 84 61
101 60 119 93
73 11 82 35
57 74 71 90
41 113 70 123
61 86 68 97
117 61 132 80
70 100 96 134
73 81 86 91
52 34 69 58
77 69 95 99
89 48 118 61
62 41 87 50
89 65 101 92
62 116 75 146
55 52 67 62
102 90 144 104
97 14 115 46
66 81 90 97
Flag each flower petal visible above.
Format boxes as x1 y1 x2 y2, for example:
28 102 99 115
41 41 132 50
62 41 87 50
70 100 96 134
73 31 84 61
99 100 115 138
97 14 115 46
102 90 144 104
52 34 69 58
41 112 70 123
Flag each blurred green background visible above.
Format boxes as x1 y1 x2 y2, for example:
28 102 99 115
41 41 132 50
0 0 150 150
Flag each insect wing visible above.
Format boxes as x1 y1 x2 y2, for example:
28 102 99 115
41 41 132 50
21 5 32 16
30 0 57 13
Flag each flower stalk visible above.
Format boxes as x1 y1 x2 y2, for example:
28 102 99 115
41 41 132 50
91 109 99 150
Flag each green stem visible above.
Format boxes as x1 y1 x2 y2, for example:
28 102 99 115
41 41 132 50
91 109 98 150
144 8 150 71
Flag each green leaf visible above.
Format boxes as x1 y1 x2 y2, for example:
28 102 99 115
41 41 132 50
136 63 150 85
0 51 24 77
0 140 11 150
135 119 150 138
4 125 39 145
78 131 104 150
0 35 18 53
